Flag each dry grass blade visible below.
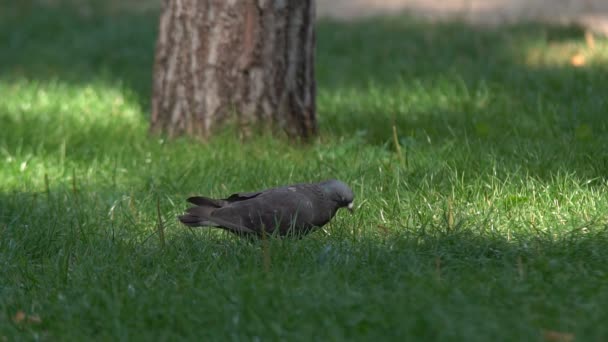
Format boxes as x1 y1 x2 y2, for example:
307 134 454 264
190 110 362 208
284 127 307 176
543 330 575 342
156 197 165 249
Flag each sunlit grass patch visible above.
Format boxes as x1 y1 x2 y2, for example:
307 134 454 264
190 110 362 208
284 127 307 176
517 29 608 68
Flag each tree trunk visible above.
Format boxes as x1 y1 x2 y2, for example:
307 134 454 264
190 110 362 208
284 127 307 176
150 0 317 140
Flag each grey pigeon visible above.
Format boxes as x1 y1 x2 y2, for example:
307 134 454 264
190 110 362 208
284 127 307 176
179 179 354 237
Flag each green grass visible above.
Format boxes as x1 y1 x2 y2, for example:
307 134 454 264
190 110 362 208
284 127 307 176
2 1 608 340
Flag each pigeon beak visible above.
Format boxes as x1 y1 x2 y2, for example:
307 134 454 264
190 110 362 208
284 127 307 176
347 201 354 213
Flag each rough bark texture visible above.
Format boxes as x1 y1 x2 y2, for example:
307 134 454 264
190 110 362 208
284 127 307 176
151 0 317 140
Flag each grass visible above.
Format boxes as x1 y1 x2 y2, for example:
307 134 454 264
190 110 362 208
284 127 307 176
2 1 608 340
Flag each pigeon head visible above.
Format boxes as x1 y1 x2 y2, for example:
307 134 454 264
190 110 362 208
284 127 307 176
320 179 355 212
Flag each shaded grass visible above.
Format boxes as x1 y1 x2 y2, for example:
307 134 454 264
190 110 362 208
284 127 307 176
1 1 608 340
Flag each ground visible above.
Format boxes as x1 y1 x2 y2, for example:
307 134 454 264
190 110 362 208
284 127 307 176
1 1 608 341
48 0 608 33
318 0 608 35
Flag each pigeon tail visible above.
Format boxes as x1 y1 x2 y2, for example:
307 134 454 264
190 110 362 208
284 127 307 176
178 205 217 227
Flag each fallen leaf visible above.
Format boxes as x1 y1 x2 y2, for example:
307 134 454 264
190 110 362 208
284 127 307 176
543 330 575 342
377 224 390 235
12 310 26 324
570 53 585 67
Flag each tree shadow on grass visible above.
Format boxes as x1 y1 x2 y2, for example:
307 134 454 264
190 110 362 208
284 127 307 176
1 1 607 181
0 1 158 111
1 188 607 341
318 18 607 132
2 8 608 336
315 16 608 181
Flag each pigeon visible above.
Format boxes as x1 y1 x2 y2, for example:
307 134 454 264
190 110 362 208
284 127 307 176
179 179 354 237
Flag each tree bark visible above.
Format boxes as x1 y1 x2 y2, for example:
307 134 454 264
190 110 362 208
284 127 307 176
150 0 317 140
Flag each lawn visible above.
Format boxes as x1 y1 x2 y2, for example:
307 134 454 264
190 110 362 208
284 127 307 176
1 1 608 341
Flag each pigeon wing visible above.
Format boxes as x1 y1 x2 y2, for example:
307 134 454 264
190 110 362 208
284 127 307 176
211 189 316 235
224 191 263 202
223 184 297 202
